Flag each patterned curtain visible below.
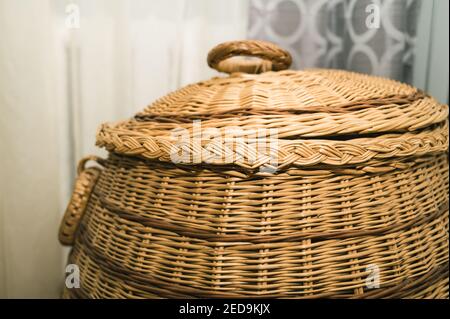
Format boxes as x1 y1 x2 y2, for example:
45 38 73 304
248 0 420 84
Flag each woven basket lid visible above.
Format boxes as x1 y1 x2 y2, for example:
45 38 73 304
97 40 448 172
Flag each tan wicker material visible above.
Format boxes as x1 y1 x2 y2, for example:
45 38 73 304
59 40 449 299
97 121 448 170
207 40 292 74
59 156 103 246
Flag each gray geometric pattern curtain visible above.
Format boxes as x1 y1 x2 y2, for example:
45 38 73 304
248 0 420 84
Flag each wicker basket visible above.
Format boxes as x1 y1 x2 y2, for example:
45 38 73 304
59 40 449 299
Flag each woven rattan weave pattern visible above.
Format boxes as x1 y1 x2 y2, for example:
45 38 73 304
97 121 448 170
95 154 448 241
60 40 449 299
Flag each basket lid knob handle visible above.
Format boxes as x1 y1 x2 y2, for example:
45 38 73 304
207 40 292 74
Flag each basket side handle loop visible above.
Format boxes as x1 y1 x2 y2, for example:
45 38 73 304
59 155 104 246
77 155 105 175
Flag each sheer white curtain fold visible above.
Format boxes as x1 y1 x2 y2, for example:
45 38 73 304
0 0 248 298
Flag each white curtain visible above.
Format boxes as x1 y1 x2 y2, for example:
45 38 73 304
0 0 248 298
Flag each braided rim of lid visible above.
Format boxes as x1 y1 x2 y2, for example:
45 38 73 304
94 40 449 169
96 121 449 170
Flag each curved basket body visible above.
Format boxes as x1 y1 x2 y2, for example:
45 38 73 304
62 153 449 298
